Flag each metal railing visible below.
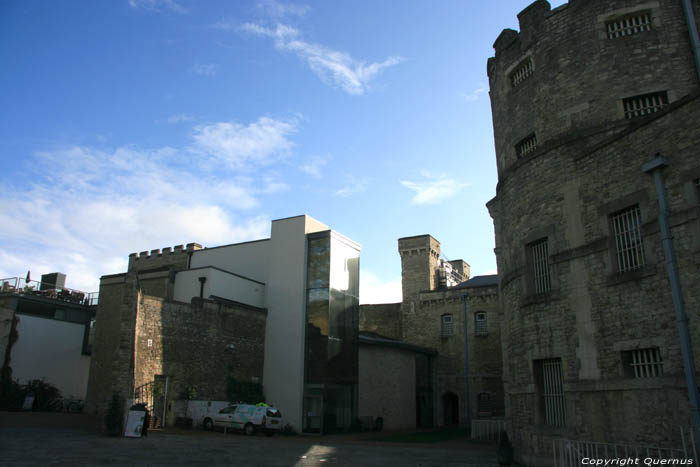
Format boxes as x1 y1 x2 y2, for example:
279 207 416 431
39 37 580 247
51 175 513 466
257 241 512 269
0 277 98 306
553 430 695 467
471 418 505 442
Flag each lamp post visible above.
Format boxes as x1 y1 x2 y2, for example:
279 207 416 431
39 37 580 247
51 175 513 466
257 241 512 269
642 154 700 454
462 293 472 431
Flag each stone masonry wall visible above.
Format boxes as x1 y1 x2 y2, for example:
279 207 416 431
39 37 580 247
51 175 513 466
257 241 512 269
359 303 402 340
487 1 700 464
134 296 266 407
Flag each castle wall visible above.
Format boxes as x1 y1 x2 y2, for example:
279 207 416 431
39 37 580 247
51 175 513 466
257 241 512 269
487 1 700 464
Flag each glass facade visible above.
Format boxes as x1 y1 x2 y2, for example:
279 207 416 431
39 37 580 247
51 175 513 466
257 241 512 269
303 231 360 433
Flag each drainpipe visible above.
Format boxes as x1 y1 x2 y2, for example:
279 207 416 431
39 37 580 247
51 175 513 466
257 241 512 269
642 154 700 453
462 293 472 431
681 0 700 81
198 277 206 299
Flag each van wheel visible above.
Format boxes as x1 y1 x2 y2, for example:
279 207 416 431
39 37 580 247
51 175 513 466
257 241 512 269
244 423 255 436
203 418 214 431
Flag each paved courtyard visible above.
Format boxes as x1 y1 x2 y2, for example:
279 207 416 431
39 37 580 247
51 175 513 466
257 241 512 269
0 413 503 467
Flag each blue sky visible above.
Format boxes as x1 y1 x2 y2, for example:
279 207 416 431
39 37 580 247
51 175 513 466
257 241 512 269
0 0 566 303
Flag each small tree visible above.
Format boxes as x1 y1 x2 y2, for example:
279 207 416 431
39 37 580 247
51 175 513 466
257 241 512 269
104 393 124 436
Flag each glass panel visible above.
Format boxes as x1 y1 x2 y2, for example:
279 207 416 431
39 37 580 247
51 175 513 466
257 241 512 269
307 236 330 289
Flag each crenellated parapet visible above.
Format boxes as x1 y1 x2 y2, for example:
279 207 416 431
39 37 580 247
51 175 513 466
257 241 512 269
127 242 202 272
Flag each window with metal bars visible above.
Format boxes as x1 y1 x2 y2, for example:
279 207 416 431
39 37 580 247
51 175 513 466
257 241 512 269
529 238 551 294
441 313 453 338
606 12 652 39
516 133 538 158
623 91 668 119
622 347 663 378
474 312 488 336
510 58 534 87
610 205 645 273
534 358 566 427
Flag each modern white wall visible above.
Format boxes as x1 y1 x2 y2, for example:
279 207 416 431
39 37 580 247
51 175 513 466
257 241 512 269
189 239 271 283
263 215 328 431
173 267 265 308
12 314 91 399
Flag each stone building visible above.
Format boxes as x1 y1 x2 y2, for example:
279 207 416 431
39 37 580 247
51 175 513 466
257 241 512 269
486 0 700 464
360 234 503 428
86 215 361 433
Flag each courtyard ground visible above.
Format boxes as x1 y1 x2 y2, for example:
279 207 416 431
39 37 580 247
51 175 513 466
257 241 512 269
0 412 503 466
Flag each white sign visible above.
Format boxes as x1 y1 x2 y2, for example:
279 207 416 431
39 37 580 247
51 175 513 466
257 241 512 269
124 410 146 438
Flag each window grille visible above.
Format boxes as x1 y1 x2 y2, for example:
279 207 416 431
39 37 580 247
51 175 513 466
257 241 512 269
535 358 566 427
441 314 453 338
607 12 652 39
623 92 668 119
623 348 663 378
475 312 488 336
516 133 538 157
611 205 645 272
477 393 493 416
510 58 533 87
530 238 551 294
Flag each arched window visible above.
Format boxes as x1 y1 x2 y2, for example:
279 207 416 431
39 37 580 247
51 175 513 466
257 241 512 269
440 313 453 338
474 311 488 336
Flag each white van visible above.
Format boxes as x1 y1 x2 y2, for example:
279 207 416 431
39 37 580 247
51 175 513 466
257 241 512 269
202 404 283 435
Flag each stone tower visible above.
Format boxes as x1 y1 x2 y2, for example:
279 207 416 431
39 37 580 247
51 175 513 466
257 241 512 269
487 0 700 465
398 235 441 301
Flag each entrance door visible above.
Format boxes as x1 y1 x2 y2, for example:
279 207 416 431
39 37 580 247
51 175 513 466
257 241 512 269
303 395 323 433
442 392 459 427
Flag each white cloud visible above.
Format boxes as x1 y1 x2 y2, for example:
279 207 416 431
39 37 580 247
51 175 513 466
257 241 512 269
257 0 310 19
242 22 403 95
360 271 402 305
400 172 469 205
191 117 296 169
128 0 186 14
189 63 218 76
0 116 299 293
334 176 369 198
299 156 327 177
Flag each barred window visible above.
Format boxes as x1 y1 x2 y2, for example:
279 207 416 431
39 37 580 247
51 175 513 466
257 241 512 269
477 393 493 416
622 348 663 378
623 92 668 119
510 58 533 87
475 312 488 336
441 313 453 338
516 133 538 158
607 12 652 39
530 238 551 294
611 205 645 272
534 358 566 427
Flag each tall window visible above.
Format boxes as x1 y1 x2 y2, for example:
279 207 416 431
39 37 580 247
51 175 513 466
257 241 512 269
622 348 663 378
623 91 668 119
611 205 645 272
606 12 652 39
474 312 488 336
534 358 566 427
530 238 551 294
441 314 453 338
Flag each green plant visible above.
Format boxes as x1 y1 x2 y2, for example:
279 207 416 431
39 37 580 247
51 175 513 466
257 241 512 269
104 393 124 436
0 379 25 410
22 379 61 411
282 423 297 436
226 376 264 404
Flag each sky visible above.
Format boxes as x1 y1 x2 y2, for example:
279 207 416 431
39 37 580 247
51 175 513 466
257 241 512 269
0 0 566 304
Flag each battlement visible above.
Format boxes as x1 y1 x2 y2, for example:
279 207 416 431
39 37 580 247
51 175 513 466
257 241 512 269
127 242 202 271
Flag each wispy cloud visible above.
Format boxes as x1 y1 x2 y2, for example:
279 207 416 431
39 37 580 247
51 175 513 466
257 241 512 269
167 113 194 124
189 63 218 76
191 117 296 169
257 0 310 19
299 156 327 177
242 23 403 95
360 270 402 305
334 176 369 197
128 0 186 14
0 116 299 292
460 86 487 103
400 172 469 205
